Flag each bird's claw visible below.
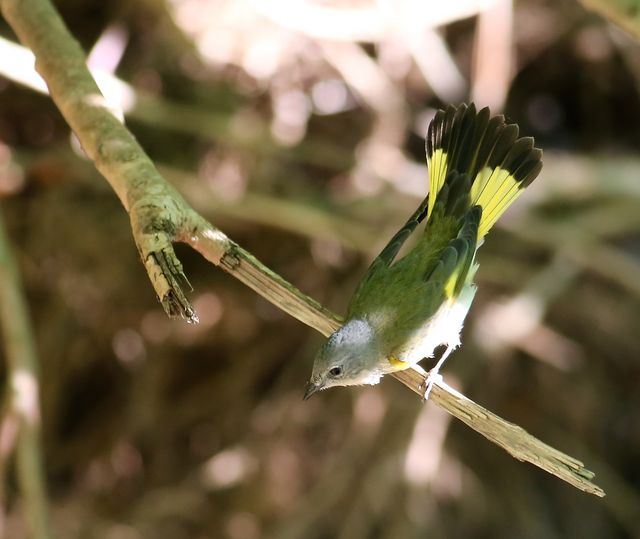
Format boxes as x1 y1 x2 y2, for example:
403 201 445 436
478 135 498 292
420 371 443 402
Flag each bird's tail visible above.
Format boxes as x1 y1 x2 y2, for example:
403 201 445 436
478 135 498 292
426 104 542 239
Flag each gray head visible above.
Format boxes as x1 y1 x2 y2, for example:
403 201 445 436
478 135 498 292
304 319 382 399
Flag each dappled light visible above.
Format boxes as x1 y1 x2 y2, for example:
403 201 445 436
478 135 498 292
1 0 639 537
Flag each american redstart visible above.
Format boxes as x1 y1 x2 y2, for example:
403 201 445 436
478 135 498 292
305 103 542 399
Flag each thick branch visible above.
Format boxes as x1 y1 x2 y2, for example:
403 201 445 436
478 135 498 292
2 0 604 498
1 0 197 322
0 209 52 539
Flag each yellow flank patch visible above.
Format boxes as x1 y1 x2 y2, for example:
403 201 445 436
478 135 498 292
471 166 522 238
388 355 410 371
427 148 448 218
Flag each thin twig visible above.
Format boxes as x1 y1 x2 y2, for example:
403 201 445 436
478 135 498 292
187 220 605 497
1 0 604 499
0 209 52 539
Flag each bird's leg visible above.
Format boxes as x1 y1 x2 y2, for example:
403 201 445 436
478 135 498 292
422 346 454 400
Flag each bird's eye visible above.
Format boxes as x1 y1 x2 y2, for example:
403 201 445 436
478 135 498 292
329 366 343 377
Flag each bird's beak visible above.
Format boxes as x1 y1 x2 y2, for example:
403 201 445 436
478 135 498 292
303 381 322 400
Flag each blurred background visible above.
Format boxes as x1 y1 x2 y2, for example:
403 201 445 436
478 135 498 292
1 0 640 537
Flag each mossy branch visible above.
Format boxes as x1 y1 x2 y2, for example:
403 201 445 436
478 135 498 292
1 0 604 499
1 0 199 322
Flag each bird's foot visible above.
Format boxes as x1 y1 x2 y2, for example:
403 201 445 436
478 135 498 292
419 346 453 401
420 370 443 402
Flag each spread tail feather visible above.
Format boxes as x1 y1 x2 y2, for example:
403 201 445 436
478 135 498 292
426 103 542 239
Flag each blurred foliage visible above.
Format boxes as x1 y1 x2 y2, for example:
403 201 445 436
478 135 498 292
1 0 640 538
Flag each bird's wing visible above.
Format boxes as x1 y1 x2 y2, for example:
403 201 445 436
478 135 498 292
346 194 429 316
427 204 481 299
375 195 430 267
347 204 480 337
378 205 482 363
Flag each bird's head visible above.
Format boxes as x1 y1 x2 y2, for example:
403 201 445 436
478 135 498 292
304 319 383 399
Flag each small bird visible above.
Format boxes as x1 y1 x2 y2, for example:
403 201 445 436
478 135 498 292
304 103 542 400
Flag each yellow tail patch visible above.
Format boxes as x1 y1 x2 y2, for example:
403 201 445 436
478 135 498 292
426 147 447 218
426 104 542 240
470 166 521 237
